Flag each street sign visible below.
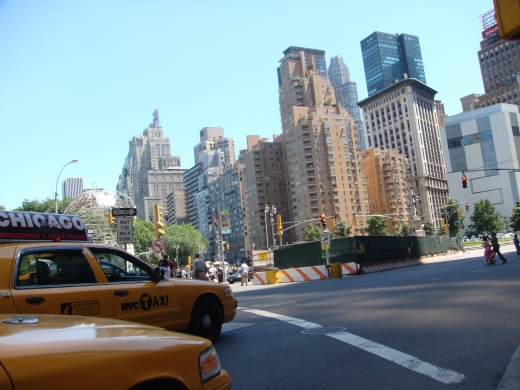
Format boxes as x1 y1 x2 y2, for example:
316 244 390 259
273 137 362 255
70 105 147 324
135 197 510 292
112 207 137 217
321 231 331 245
152 239 165 254
116 217 134 244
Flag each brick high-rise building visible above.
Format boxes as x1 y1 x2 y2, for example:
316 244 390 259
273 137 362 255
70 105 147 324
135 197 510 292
277 47 368 240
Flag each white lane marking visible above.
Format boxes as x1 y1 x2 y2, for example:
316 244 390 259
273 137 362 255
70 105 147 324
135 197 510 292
241 308 465 385
222 322 254 333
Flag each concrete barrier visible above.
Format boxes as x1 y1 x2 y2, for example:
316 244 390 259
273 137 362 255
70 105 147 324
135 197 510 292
253 262 358 285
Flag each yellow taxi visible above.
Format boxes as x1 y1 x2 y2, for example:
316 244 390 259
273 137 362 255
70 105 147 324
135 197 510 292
0 314 232 390
0 211 237 342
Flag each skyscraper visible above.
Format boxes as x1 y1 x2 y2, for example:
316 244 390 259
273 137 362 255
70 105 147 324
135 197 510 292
62 178 83 199
277 47 368 240
360 32 426 96
116 111 186 223
358 78 448 227
328 54 366 150
277 46 328 88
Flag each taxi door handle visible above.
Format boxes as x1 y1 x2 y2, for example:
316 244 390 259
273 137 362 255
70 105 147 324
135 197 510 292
26 297 45 303
114 290 129 296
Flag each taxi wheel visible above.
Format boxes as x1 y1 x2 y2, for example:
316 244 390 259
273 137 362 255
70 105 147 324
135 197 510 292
190 297 222 343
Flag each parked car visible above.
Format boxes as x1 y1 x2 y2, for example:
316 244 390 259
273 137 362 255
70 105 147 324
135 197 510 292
0 314 232 390
226 269 253 284
0 211 237 343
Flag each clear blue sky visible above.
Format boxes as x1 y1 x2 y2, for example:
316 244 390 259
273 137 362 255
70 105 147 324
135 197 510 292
0 0 494 210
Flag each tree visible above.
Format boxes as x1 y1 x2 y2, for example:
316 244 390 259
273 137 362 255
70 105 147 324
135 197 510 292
400 223 410 236
366 214 389 236
467 199 504 236
334 221 351 237
162 224 208 268
13 197 73 214
441 199 465 238
302 225 321 242
0 204 4 211
133 219 156 257
510 207 520 231
423 221 436 236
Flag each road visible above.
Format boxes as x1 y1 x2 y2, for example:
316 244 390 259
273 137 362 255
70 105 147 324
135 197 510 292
216 245 520 389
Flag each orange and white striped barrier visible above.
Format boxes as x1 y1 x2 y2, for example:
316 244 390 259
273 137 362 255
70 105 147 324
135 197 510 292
253 272 266 285
360 259 420 274
341 262 357 275
279 266 328 283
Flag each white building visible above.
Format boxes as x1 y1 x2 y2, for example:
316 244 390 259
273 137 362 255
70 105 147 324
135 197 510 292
358 78 449 227
62 178 83 199
440 103 520 232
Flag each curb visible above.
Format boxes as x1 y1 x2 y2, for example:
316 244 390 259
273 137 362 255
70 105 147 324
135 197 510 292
498 344 520 389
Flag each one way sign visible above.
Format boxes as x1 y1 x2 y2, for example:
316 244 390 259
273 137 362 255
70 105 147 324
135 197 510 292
112 208 137 217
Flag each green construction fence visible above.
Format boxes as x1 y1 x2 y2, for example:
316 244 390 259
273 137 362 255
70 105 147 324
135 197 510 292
273 236 462 270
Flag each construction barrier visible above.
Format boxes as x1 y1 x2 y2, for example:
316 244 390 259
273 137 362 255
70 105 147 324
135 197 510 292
330 262 342 278
252 262 358 285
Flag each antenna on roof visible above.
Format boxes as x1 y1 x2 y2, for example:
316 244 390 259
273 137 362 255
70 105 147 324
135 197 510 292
152 109 161 128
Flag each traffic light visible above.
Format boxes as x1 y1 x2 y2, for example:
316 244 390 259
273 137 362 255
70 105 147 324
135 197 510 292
154 204 165 238
353 217 358 226
108 212 115 225
331 218 336 229
458 209 463 217
225 242 230 250
493 0 520 40
462 174 467 188
320 214 327 229
517 200 520 211
465 203 470 213
277 214 282 232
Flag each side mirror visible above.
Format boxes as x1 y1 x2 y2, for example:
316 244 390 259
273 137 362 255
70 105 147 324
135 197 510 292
153 267 163 281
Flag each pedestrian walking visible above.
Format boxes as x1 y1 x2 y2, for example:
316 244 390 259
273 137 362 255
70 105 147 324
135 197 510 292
163 253 175 278
217 266 223 283
193 253 208 280
158 258 172 278
240 260 249 286
490 232 507 263
482 236 496 265
514 234 520 255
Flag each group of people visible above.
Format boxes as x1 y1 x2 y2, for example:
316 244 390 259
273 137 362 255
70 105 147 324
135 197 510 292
482 232 508 265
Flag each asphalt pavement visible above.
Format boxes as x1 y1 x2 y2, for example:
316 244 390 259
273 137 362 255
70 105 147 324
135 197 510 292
227 241 520 390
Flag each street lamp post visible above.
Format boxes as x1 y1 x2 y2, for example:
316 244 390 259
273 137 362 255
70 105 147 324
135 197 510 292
174 244 179 271
54 159 78 214
264 204 277 250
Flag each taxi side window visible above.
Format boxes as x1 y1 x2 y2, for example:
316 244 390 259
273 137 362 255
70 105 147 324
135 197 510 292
16 250 97 287
87 248 153 283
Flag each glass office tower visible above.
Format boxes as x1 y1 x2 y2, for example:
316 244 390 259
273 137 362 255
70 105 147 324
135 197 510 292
360 32 426 96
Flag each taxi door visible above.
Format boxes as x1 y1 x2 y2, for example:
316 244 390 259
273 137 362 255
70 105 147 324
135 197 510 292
85 246 181 330
10 246 115 319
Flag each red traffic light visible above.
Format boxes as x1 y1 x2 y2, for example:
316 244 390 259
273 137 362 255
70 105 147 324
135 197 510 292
462 175 467 188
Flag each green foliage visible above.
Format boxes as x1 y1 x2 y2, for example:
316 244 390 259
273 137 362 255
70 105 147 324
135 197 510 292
366 214 389 236
442 199 465 237
13 197 73 214
0 204 4 211
162 224 208 267
510 208 520 232
303 224 321 242
423 221 436 236
467 199 504 236
133 219 156 256
400 223 410 236
334 221 351 237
